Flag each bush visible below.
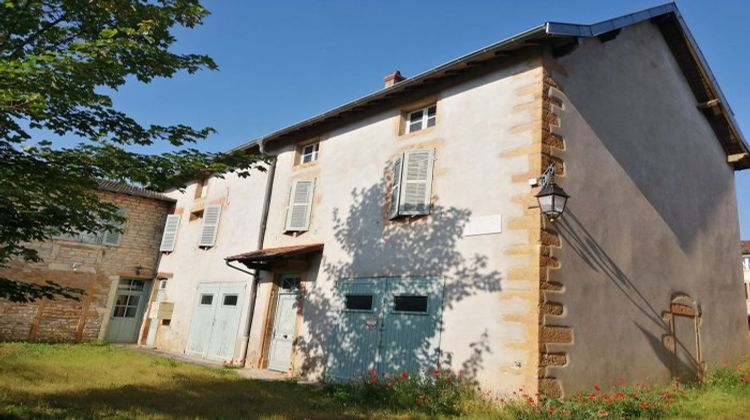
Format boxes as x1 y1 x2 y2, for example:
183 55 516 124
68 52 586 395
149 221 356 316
502 383 687 419
322 368 486 416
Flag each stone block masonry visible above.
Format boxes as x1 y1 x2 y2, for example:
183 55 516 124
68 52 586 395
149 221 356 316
0 190 172 342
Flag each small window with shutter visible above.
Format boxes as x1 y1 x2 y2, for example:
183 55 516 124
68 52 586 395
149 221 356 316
389 149 434 219
159 214 181 252
102 209 127 246
285 179 315 232
199 205 222 247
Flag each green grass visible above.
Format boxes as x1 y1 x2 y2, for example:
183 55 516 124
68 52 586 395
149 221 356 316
0 342 747 419
0 342 405 419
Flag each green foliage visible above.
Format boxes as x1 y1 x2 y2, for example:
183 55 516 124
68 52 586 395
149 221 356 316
0 0 269 299
322 368 490 416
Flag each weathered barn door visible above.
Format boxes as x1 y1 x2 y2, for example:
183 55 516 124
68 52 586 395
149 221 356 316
185 282 246 361
327 277 443 381
327 278 386 379
380 277 443 374
105 278 152 343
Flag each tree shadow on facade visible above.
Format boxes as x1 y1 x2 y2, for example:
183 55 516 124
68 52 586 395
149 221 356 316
0 277 84 303
296 182 503 381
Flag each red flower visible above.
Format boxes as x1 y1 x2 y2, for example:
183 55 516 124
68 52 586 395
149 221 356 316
593 384 601 392
599 410 608 417
369 378 378 385
589 394 597 401
641 402 649 408
548 408 556 414
400 372 408 380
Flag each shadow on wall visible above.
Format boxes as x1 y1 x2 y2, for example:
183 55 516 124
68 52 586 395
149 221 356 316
556 210 700 380
0 277 84 303
295 180 504 381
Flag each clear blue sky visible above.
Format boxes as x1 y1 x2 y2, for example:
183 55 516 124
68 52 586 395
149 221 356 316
79 0 750 237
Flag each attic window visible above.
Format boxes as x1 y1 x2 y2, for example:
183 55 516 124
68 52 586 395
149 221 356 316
406 105 436 133
297 142 319 165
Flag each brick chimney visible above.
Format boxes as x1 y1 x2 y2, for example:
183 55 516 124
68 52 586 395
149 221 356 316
383 71 406 88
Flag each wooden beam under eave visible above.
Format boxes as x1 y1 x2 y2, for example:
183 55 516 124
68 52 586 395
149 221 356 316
697 98 720 109
728 152 748 164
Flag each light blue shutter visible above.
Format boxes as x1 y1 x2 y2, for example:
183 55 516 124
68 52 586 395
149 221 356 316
399 149 434 215
285 179 315 231
388 155 403 219
159 215 181 252
102 209 126 246
199 205 222 247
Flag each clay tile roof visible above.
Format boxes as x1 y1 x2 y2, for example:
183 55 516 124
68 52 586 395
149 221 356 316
97 179 175 202
741 241 750 255
225 243 324 262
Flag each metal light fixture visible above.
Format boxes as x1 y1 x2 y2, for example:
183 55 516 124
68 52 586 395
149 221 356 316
535 164 570 221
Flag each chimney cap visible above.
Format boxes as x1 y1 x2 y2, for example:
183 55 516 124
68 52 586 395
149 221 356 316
384 70 406 87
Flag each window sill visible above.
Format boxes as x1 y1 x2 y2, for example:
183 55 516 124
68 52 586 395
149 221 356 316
399 125 436 140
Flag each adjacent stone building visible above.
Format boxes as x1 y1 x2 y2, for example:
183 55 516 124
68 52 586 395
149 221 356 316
0 181 173 342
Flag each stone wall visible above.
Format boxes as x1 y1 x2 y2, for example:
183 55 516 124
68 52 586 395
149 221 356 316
0 190 171 342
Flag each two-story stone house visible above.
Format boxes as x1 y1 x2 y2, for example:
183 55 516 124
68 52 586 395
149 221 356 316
0 181 173 343
149 4 749 397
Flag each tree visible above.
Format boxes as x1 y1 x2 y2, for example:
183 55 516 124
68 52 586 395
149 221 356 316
0 0 266 301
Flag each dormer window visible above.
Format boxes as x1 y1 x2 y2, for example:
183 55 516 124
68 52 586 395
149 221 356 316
406 105 436 133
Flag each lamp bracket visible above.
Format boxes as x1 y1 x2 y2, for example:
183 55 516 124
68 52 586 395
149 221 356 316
539 164 555 188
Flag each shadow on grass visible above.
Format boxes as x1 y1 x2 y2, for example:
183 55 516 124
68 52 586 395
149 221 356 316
2 372 384 419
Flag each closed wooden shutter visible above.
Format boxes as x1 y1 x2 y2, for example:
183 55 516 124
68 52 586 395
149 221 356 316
102 209 126 246
199 205 222 247
388 155 403 219
399 149 434 215
285 179 315 231
159 215 181 252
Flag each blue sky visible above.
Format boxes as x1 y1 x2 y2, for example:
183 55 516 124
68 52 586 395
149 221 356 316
57 1 750 237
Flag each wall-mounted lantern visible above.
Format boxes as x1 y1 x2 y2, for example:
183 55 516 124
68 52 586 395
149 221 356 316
534 164 570 221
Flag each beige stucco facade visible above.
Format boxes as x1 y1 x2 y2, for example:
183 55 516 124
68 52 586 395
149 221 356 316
245 57 546 393
147 13 748 397
149 170 269 356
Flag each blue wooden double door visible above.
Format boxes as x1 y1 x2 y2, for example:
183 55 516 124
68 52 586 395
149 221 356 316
327 277 444 381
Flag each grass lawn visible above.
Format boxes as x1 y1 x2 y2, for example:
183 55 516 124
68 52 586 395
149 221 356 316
0 342 404 419
0 342 747 419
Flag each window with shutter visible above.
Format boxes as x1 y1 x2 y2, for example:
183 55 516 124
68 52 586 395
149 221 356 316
389 149 434 218
199 205 222 247
102 209 127 246
285 179 315 232
159 215 181 252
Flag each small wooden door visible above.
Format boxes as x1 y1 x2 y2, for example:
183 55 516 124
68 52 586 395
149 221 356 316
105 279 152 343
267 275 300 372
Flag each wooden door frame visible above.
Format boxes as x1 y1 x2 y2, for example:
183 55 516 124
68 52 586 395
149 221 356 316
105 277 153 343
258 271 307 375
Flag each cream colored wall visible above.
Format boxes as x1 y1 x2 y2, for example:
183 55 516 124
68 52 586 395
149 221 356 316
152 169 268 357
548 21 749 394
248 58 546 393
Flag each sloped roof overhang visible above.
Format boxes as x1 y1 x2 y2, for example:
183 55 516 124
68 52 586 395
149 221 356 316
225 243 324 271
233 3 748 170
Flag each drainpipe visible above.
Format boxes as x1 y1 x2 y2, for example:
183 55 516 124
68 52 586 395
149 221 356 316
231 156 275 368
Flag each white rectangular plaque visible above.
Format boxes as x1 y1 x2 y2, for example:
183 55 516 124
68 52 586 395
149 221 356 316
464 214 503 237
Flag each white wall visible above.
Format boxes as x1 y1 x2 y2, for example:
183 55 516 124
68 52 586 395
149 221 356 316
153 169 269 357
247 57 545 393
